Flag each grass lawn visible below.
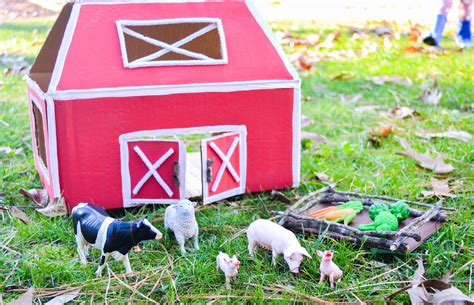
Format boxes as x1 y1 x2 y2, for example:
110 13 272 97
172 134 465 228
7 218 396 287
0 18 473 303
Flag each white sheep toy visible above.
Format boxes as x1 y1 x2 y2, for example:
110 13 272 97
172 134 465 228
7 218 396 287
164 199 199 255
216 252 240 290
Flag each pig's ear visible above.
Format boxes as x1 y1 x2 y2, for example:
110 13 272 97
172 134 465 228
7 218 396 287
192 201 198 207
232 255 237 260
316 250 323 257
298 247 312 259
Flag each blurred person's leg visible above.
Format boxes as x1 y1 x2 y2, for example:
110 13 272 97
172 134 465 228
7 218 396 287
423 0 452 46
456 0 472 47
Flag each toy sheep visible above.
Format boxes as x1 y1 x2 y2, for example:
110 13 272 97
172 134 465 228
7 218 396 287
316 250 343 288
216 252 240 290
164 199 199 255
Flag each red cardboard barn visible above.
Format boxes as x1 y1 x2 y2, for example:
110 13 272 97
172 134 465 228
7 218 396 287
26 0 301 210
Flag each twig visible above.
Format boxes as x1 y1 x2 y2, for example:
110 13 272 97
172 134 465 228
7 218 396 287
329 188 454 211
390 200 442 251
107 266 159 304
278 186 331 225
245 283 329 304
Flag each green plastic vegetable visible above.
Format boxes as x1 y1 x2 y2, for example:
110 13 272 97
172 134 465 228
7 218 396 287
343 210 358 226
389 201 410 221
368 202 389 220
338 201 364 212
358 211 398 231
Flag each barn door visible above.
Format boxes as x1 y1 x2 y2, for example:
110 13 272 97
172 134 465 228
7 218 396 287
201 132 246 204
123 139 185 206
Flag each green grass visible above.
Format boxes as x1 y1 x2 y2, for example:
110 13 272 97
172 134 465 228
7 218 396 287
1 19 473 303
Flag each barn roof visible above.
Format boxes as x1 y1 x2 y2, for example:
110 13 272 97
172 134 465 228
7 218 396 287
30 0 298 99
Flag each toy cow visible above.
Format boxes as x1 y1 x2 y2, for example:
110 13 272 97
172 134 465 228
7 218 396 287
164 199 199 255
216 252 240 290
246 219 311 273
72 203 162 276
316 250 343 288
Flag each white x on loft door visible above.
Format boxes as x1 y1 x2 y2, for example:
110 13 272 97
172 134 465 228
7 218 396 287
122 139 186 206
201 132 246 204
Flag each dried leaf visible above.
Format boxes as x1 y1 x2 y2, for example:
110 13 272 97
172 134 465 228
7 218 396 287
297 53 312 71
388 106 418 119
313 172 333 183
10 206 31 224
419 82 442 105
366 76 412 86
0 146 22 156
404 45 421 53
19 188 49 207
36 197 67 217
44 289 80 305
396 137 454 174
415 131 472 142
270 190 291 204
339 93 362 104
301 132 328 144
408 24 422 42
421 178 456 198
354 105 384 112
332 72 353 80
301 115 314 128
371 25 392 36
8 287 33 305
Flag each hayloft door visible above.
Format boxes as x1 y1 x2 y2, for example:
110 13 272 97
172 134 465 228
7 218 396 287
201 132 246 204
122 139 186 206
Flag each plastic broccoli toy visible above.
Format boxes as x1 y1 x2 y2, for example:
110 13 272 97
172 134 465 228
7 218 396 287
368 202 389 220
389 201 410 221
359 211 399 231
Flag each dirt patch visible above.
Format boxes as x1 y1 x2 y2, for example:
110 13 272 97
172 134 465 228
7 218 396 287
0 0 57 20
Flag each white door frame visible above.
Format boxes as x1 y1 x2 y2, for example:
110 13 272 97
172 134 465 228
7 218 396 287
119 125 247 207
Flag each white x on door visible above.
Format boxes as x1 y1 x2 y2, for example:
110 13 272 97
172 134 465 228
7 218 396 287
201 132 246 204
122 139 185 206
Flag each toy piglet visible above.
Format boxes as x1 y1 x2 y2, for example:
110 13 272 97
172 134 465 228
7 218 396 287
316 250 343 288
216 252 240 290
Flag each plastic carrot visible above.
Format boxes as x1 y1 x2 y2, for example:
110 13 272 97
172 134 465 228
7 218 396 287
323 208 355 220
308 206 337 218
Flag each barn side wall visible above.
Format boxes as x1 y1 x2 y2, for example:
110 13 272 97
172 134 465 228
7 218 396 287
54 88 295 210
26 85 55 198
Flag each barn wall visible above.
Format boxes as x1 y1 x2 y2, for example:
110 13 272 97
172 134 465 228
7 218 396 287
26 85 55 198
54 88 294 209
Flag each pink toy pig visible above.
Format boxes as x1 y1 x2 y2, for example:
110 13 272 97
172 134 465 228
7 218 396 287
216 252 240 290
247 219 312 273
316 250 343 288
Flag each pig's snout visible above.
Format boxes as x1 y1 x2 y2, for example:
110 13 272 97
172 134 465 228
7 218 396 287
291 268 299 274
155 232 163 240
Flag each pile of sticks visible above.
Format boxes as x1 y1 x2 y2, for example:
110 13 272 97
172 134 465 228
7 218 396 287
274 187 450 252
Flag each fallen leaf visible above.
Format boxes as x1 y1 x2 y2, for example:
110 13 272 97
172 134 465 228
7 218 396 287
8 287 33 305
339 93 362 104
19 188 49 208
36 197 67 217
370 25 392 36
365 76 412 86
306 34 320 45
332 72 353 80
301 115 314 128
368 123 393 147
355 105 384 112
378 122 393 137
297 53 312 71
415 131 472 142
0 146 22 156
319 32 340 48
44 289 80 305
387 106 418 119
419 81 442 105
10 206 31 224
270 190 291 204
421 178 456 198
404 45 421 53
396 137 454 174
408 24 422 42
313 172 333 183
301 131 328 144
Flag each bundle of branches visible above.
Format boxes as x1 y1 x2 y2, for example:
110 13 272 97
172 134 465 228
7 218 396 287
274 187 450 252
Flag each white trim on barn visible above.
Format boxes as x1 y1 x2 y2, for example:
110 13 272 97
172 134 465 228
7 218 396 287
116 18 228 68
52 79 299 100
29 94 51 186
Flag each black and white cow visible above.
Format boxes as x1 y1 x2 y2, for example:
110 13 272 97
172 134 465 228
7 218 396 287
72 203 162 275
